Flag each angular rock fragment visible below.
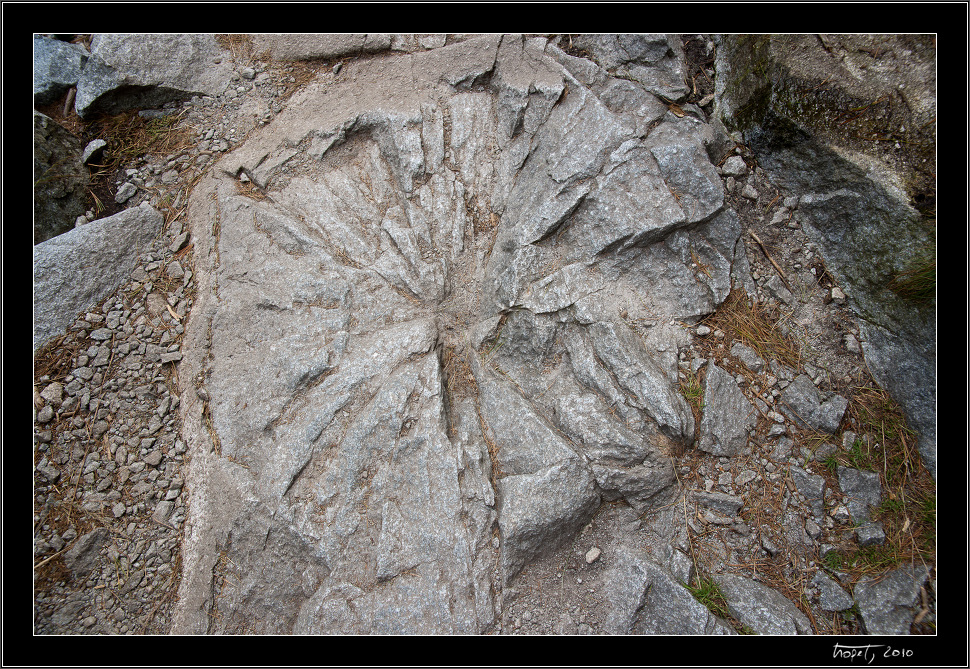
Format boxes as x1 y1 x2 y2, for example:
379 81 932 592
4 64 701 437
853 563 930 635
75 34 235 117
714 572 814 635
779 374 848 434
698 363 757 456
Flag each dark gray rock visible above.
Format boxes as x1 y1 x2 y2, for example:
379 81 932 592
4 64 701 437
779 374 848 434
714 34 936 479
33 202 164 352
33 111 91 244
811 571 854 612
62 527 109 578
34 35 88 106
854 563 930 635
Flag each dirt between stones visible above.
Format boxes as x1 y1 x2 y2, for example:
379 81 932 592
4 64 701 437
32 34 936 636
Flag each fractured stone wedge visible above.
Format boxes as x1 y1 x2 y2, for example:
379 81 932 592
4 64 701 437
698 363 757 457
853 563 930 635
496 458 599 585
779 374 848 434
714 572 815 635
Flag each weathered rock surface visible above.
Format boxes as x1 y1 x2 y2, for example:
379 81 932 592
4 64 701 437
33 33 937 640
172 34 749 635
853 563 930 635
33 35 88 106
75 34 235 118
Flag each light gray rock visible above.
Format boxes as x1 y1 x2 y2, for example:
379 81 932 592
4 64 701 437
573 34 689 101
76 34 235 117
779 374 848 434
81 139 107 166
836 466 881 525
714 572 814 634
719 154 748 177
730 341 764 373
172 34 753 635
497 458 600 584
252 34 392 61
698 363 757 456
626 556 736 635
692 490 744 517
854 563 929 635
33 202 164 353
789 465 826 518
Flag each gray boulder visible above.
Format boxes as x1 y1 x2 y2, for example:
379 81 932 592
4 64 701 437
75 34 235 118
34 111 91 244
33 35 87 106
33 202 164 353
714 572 814 634
171 35 752 634
611 550 736 635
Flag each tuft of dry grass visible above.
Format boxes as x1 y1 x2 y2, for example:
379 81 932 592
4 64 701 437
90 110 195 174
700 288 802 370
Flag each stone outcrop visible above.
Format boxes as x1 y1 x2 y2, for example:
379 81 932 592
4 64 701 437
33 33 937 638
712 34 936 479
75 34 235 118
172 34 752 635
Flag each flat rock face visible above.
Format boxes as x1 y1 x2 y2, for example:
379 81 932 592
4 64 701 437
173 35 752 634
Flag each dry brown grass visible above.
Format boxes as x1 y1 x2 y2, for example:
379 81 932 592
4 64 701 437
90 109 195 174
699 288 802 370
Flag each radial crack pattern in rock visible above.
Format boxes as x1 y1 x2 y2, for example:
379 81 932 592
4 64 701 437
174 35 750 634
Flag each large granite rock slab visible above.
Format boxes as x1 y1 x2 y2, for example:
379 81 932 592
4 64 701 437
75 34 235 118
172 34 756 634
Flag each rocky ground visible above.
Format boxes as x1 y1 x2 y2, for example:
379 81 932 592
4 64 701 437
33 34 936 636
